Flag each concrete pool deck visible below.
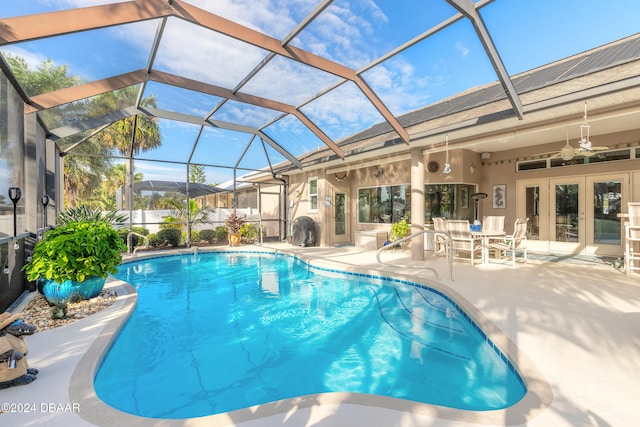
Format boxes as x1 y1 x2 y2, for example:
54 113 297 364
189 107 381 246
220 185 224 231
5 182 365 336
1 243 639 426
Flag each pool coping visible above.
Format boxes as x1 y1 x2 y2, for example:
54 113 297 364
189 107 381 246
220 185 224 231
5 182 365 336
70 246 553 426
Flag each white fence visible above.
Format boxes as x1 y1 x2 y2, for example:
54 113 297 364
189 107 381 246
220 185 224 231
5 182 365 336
116 208 273 235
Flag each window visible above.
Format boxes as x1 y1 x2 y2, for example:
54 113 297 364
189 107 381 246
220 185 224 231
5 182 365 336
517 148 632 171
517 160 547 171
358 185 410 224
425 184 475 222
308 177 318 211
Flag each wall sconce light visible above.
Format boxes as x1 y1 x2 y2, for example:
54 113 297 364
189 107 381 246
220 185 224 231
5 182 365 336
469 163 476 174
8 187 21 237
373 166 384 178
443 135 452 174
294 190 301 198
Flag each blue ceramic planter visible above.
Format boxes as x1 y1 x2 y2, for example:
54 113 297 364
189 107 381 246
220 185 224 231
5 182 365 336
37 276 107 305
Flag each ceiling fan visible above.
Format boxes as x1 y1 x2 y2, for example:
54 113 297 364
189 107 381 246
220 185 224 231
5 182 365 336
549 102 608 161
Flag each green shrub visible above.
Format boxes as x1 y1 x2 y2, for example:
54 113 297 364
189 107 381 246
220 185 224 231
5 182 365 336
214 226 228 242
118 226 149 247
200 229 216 243
391 219 411 241
147 233 159 247
157 228 182 247
190 230 201 243
240 223 259 242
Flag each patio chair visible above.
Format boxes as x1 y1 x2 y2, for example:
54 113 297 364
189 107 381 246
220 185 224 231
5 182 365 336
625 202 640 275
447 220 482 265
432 217 449 258
482 215 505 232
487 218 529 266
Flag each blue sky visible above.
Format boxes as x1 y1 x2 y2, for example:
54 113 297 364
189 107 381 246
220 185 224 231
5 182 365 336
2 0 639 185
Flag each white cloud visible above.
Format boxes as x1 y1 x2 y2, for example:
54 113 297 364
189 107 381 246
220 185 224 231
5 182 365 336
10 1 448 149
0 46 47 70
455 41 470 57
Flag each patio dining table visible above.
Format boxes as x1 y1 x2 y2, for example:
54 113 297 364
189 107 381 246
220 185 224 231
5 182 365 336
472 229 506 264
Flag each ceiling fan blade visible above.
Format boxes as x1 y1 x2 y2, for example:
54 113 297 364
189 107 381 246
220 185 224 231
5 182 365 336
591 146 609 151
549 152 562 159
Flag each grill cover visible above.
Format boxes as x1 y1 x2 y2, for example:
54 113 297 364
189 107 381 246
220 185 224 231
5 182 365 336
291 216 316 247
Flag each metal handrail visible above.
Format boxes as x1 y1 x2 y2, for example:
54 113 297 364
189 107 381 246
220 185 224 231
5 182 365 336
376 228 453 281
0 232 31 245
128 232 149 255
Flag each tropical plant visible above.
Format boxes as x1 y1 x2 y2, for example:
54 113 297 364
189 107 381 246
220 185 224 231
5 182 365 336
390 219 411 241
160 215 183 230
63 149 112 208
87 163 144 209
165 199 213 232
189 164 207 183
23 220 127 284
5 55 115 207
92 86 161 210
56 205 128 227
225 213 248 234
239 223 259 243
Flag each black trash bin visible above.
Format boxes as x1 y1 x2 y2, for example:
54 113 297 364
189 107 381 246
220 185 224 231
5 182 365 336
291 216 316 247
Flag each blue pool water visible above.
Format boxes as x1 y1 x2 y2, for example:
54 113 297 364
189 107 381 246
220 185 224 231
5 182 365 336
95 252 526 418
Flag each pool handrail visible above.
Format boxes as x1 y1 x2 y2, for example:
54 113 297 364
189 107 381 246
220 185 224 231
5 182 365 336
376 229 453 281
127 232 149 255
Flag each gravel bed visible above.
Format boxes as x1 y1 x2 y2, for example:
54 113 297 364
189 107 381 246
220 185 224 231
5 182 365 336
18 290 117 333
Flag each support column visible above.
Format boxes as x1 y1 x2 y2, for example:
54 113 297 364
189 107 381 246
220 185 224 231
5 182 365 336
411 148 425 260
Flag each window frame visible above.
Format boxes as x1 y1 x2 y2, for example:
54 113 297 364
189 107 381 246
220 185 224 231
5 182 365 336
357 184 410 224
308 176 318 212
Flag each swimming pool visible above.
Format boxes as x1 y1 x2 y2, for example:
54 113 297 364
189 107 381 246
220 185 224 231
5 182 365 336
95 251 526 419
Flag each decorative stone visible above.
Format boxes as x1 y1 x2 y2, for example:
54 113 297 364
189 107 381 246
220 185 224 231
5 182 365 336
20 289 116 332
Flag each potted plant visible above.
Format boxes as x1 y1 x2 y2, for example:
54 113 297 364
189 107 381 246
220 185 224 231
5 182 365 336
390 218 411 242
224 213 248 246
23 220 127 315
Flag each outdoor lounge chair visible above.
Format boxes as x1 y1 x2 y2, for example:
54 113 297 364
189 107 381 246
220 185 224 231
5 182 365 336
447 220 482 265
625 202 640 275
487 218 529 266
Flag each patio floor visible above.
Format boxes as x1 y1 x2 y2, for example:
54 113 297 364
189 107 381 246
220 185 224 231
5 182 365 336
1 243 639 426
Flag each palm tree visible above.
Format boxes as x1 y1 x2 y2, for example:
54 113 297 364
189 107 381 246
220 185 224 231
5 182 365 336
92 86 161 210
85 163 143 209
166 199 214 241
63 153 111 207
189 164 207 184
7 56 81 96
5 56 108 206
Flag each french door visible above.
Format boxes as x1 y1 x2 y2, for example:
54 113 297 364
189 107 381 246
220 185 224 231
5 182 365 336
332 188 349 245
517 173 627 256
